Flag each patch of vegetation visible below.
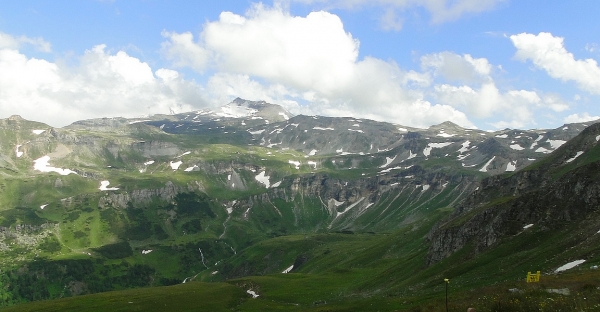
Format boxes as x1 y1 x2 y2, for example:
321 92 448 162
93 241 133 259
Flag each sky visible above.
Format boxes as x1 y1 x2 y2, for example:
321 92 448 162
0 1 599 130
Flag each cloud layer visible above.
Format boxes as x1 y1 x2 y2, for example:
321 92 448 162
162 4 477 128
0 33 203 127
511 32 600 95
1 8 597 130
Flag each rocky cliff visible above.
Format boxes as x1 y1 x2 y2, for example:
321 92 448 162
427 123 600 264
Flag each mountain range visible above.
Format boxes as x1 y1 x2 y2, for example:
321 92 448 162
0 98 599 311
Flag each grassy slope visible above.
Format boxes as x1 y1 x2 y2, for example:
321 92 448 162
2 121 600 310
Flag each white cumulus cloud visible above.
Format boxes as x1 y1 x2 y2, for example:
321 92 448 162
0 31 51 52
425 51 569 129
511 32 600 95
0 44 204 127
421 52 492 83
564 112 600 124
162 4 474 128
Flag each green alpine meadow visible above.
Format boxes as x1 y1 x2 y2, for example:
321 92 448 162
0 99 599 311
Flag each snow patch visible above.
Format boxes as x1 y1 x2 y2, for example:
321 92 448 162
99 181 119 191
398 127 408 132
437 131 455 138
506 160 517 172
379 156 396 168
177 151 191 158
308 149 318 156
422 185 430 192
509 144 524 151
547 139 566 149
255 171 270 188
33 156 77 175
170 161 182 170
331 199 345 207
40 204 48 210
248 129 265 135
141 250 153 255
313 127 334 130
523 224 533 229
307 161 317 169
247 290 259 298
32 129 45 135
423 142 452 157
129 119 151 124
479 156 496 172
282 265 294 274
379 166 404 173
184 165 198 172
566 151 584 163
271 181 282 188
215 103 258 118
143 160 155 165
335 197 365 217
535 147 552 154
457 153 469 161
457 141 471 154
495 134 508 138
555 260 586 273
596 135 600 142
278 112 289 120
15 145 23 157
288 160 301 169
348 128 364 133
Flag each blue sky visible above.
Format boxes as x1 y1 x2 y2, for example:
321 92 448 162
0 0 599 130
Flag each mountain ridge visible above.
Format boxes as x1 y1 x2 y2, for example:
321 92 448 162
0 98 599 310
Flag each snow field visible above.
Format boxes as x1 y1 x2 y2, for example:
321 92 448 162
479 156 496 172
506 161 517 172
170 161 182 170
379 156 396 168
555 260 585 273
247 290 259 298
99 181 119 191
288 160 301 169
184 165 198 172
565 151 584 163
457 141 471 154
423 142 452 157
33 156 77 176
255 171 270 188
271 181 282 188
509 144 524 151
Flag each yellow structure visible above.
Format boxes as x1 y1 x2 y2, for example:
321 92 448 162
526 271 541 283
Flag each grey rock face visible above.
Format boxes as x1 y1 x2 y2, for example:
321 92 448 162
426 123 600 264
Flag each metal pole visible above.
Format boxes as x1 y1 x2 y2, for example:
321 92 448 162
444 278 449 312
